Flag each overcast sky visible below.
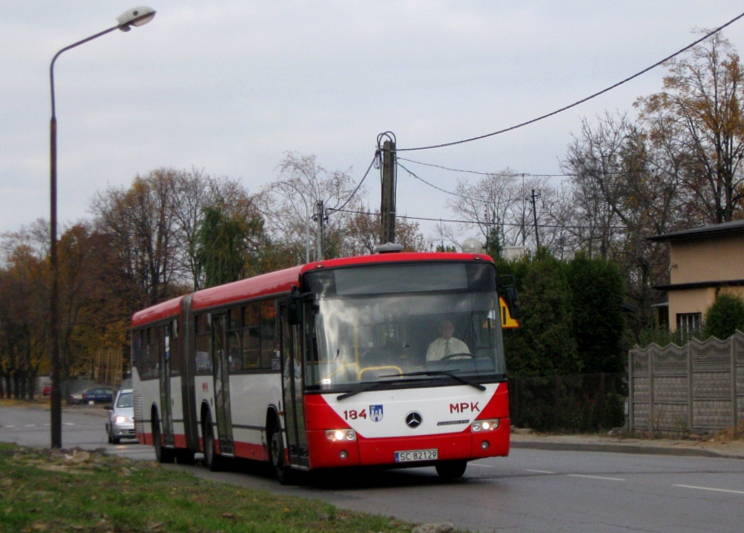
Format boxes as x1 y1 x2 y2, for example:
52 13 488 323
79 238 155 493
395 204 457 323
3 1 744 246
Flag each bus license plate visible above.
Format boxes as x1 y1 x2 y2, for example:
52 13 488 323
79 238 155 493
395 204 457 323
395 449 438 463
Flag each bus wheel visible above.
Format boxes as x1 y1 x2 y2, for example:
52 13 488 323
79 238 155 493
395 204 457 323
152 412 174 464
202 413 222 472
176 449 196 465
435 460 467 480
269 420 294 485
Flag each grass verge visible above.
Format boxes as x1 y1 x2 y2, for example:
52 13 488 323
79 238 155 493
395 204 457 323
0 443 432 533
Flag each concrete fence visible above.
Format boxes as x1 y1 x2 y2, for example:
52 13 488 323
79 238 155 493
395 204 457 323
628 331 744 436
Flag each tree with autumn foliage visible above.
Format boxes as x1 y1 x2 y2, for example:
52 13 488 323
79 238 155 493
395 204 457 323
636 32 744 225
561 32 744 341
0 229 47 398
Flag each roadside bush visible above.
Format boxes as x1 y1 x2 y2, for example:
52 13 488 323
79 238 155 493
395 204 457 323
704 293 744 340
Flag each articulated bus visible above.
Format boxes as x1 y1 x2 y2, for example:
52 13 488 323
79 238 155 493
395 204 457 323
132 247 521 483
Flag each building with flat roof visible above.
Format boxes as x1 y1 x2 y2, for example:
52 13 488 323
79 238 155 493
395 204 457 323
649 220 744 334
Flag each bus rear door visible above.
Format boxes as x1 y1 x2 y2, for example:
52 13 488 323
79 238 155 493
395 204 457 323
211 313 235 456
158 322 174 447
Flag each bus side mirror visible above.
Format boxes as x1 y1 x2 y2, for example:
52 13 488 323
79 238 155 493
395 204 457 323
498 276 523 320
503 286 523 320
288 286 302 325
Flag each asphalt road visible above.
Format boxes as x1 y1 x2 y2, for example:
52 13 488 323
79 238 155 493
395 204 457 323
0 404 154 461
2 405 743 533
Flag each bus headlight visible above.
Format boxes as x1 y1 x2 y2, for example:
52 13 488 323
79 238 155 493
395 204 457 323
471 419 500 432
325 429 357 442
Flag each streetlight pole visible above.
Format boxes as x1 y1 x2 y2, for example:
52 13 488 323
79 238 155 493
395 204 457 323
49 6 156 449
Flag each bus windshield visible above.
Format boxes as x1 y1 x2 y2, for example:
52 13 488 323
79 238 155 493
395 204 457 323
303 263 506 392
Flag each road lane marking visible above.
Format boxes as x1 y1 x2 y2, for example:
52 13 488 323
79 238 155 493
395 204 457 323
675 484 744 495
525 469 557 474
569 474 625 481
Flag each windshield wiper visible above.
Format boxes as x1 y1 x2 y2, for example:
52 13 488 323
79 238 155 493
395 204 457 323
336 370 487 401
384 371 486 392
336 381 389 401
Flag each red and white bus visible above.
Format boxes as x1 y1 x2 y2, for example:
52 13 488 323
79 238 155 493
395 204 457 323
131 247 520 482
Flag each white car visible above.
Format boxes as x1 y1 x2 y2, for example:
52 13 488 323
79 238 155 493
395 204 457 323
105 389 135 444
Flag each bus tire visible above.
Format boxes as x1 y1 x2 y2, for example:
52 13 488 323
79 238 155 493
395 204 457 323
176 449 196 465
435 460 467 480
152 410 175 464
202 412 222 472
269 418 294 485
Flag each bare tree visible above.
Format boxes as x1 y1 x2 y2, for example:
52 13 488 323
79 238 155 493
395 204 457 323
444 170 565 255
92 168 262 301
342 210 428 255
257 152 370 262
170 169 263 290
91 169 182 306
562 113 678 337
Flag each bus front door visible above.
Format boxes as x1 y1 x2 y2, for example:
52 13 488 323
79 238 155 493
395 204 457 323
280 304 309 468
159 323 174 446
211 314 235 456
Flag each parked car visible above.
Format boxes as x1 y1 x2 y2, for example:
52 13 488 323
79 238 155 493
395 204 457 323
42 384 52 396
67 390 85 405
105 389 135 444
68 386 113 405
83 387 113 405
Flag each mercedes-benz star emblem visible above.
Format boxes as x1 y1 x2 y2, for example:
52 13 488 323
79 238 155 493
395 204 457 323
405 411 423 428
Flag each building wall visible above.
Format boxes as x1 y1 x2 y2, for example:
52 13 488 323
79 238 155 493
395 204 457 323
668 288 713 332
667 233 744 331
670 234 744 284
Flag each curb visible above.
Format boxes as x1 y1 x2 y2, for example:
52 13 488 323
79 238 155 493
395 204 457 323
510 440 742 460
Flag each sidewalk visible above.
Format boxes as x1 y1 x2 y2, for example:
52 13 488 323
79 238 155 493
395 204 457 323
510 429 744 459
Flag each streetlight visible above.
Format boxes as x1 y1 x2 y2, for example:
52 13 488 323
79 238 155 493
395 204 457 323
275 181 311 264
49 6 156 449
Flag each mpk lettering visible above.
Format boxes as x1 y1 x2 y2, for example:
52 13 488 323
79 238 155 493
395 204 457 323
449 402 481 413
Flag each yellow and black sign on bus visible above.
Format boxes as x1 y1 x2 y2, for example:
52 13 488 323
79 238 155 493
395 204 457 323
499 297 520 328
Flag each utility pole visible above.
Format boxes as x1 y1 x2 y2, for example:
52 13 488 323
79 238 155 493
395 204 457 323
315 200 325 260
380 138 396 244
531 189 541 251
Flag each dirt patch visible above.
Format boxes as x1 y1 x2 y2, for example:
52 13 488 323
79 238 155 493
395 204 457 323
706 421 744 444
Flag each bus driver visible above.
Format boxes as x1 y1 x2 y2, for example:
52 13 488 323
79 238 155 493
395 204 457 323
426 319 469 361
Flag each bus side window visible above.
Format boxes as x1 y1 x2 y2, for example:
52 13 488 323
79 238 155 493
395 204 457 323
226 307 241 372
195 314 211 373
242 303 261 369
169 320 181 376
260 300 276 369
149 327 160 378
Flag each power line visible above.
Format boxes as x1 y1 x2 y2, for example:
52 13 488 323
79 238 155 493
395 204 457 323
397 156 574 178
397 161 487 204
397 10 744 152
332 206 628 231
330 155 377 213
